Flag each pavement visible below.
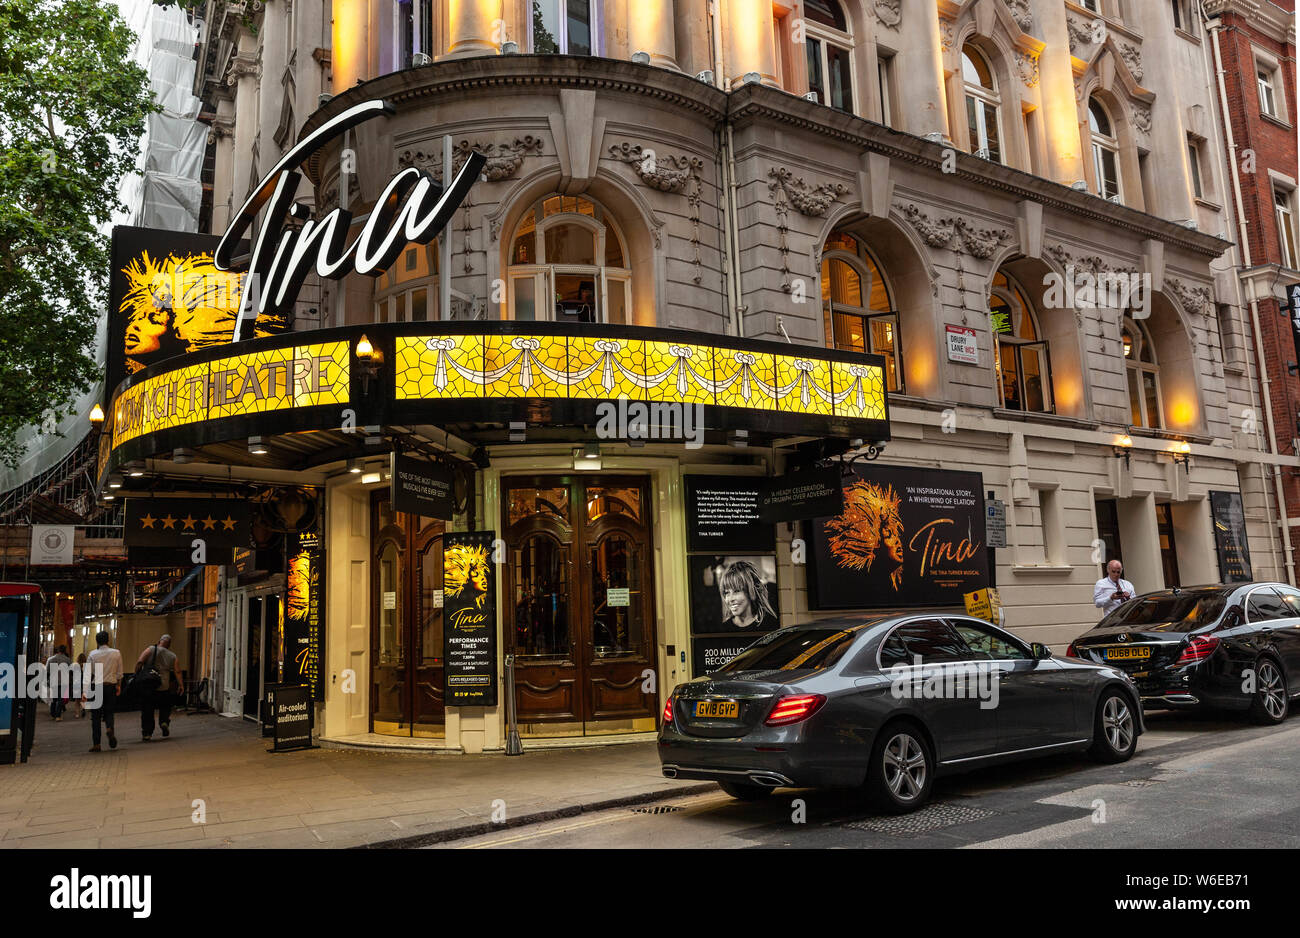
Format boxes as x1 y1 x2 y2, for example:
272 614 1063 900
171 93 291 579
0 709 708 849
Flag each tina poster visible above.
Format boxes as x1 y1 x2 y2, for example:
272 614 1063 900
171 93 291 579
808 464 988 609
443 531 497 707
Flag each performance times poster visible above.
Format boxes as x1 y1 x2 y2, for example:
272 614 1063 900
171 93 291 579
808 464 988 609
443 531 498 707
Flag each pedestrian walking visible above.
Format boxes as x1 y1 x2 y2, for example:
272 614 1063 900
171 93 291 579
74 653 88 718
136 634 184 741
1093 559 1137 618
86 632 123 752
46 645 71 721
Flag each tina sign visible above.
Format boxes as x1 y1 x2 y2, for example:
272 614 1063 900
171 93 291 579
808 464 989 609
443 532 497 707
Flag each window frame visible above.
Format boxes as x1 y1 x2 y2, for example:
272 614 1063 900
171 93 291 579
1123 316 1163 429
961 44 1003 163
1275 185 1299 270
821 237 904 393
1187 138 1203 199
875 618 972 670
990 272 1054 414
803 10 855 113
946 616 1032 661
528 0 600 56
1258 67 1279 118
393 0 435 71
1089 98 1123 203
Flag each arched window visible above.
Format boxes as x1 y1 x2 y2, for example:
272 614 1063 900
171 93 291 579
374 241 438 321
821 231 901 391
530 0 596 55
1123 317 1162 428
990 271 1052 412
1089 97 1122 202
962 44 1002 163
804 0 854 113
507 194 630 323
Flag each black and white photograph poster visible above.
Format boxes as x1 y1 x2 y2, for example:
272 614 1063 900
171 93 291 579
688 554 780 635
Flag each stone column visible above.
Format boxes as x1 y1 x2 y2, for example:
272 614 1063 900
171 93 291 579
331 0 370 88
627 0 678 70
446 0 504 58
724 0 777 87
1034 0 1086 185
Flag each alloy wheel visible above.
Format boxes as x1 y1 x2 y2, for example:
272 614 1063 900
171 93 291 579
1102 694 1133 752
1259 661 1286 721
882 732 927 802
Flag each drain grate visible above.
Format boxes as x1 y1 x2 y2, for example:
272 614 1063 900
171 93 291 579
631 804 684 815
842 801 998 835
1122 777 1163 788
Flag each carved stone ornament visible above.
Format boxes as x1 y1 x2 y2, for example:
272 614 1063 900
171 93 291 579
225 52 261 86
1003 0 1033 33
608 142 703 194
898 203 1010 257
1132 102 1152 135
1017 51 1040 88
206 116 235 146
873 0 901 29
398 136 543 182
1045 244 1138 279
1168 278 1213 318
1120 43 1144 83
939 20 955 52
768 167 848 217
1066 16 1095 54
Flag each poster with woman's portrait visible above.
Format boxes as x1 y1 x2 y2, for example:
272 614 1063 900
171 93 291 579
688 555 779 635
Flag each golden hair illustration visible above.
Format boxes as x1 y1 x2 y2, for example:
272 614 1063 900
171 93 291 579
287 550 312 620
826 480 905 591
119 250 285 372
445 543 491 609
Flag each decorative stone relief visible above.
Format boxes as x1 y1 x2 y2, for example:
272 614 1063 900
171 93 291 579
1016 51 1040 88
608 142 703 194
1065 17 1095 55
225 52 261 86
939 20 955 52
768 167 848 217
1045 244 1138 279
1132 102 1152 135
1003 0 1033 33
206 116 234 146
1167 278 1213 318
898 203 1011 258
1119 43 1144 83
873 0 901 29
398 136 543 182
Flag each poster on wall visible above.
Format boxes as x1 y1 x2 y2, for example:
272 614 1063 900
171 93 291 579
390 453 455 519
1209 490 1253 583
283 534 324 701
691 636 763 678
808 463 988 609
684 476 775 551
107 226 278 395
443 531 498 707
758 466 844 525
124 497 249 550
688 554 780 635
0 610 17 736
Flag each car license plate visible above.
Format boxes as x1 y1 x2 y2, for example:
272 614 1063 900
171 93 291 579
694 700 739 719
1106 646 1151 660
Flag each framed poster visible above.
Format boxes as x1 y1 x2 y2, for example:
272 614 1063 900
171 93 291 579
684 476 775 552
808 463 988 609
443 531 498 707
284 534 325 701
688 554 779 635
758 466 844 525
1209 490 1252 583
691 636 762 678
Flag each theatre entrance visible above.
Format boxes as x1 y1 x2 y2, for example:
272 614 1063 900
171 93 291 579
502 475 658 736
370 492 446 737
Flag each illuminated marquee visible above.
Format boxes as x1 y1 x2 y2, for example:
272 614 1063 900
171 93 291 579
394 334 887 420
111 341 350 450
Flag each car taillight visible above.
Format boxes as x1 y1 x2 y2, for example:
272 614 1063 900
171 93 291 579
1175 634 1219 665
1066 643 1079 658
662 697 674 724
765 694 826 726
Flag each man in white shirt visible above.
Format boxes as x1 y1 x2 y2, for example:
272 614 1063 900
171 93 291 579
86 631 123 752
1094 560 1137 618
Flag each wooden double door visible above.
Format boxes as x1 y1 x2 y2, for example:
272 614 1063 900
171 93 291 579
370 492 446 737
503 475 658 734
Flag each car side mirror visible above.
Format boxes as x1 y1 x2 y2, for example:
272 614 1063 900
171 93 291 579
1030 642 1053 660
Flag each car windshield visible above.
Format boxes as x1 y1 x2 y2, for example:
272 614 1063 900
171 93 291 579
1099 591 1228 632
716 627 859 673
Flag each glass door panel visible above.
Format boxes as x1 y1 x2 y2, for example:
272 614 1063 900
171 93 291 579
589 533 643 658
373 538 408 733
414 531 445 733
512 534 571 658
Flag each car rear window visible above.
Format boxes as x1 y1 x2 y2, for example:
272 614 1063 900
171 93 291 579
716 628 858 673
1100 591 1228 631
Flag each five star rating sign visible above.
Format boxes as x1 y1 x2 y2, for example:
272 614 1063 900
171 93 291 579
125 498 250 550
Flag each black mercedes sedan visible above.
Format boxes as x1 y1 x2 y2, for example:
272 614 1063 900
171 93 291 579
1069 582 1300 725
659 614 1142 813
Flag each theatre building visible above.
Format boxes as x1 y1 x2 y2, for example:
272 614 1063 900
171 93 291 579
88 0 1296 749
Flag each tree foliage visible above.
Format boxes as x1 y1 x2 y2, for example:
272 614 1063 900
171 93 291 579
0 0 155 465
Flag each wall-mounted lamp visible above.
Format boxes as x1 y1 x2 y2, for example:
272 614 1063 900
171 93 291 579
89 403 105 426
355 334 375 360
1111 434 1132 468
360 467 383 485
1171 440 1192 470
248 436 268 455
106 474 123 489
347 458 362 474
125 460 146 478
573 443 601 470
356 334 383 396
